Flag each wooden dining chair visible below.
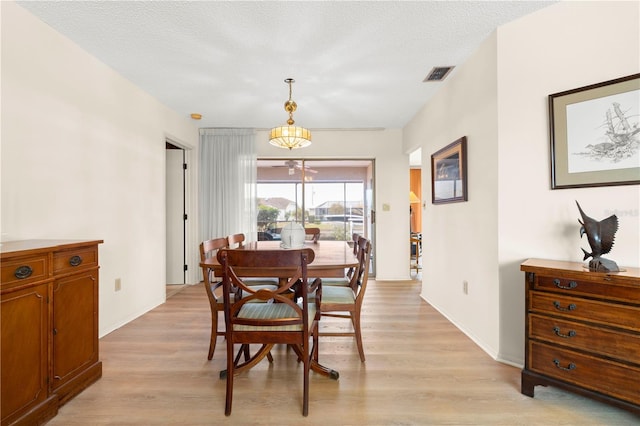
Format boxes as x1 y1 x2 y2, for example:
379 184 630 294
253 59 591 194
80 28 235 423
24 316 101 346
226 233 279 286
217 248 323 416
346 232 361 280
199 238 277 360
319 236 371 362
227 233 246 248
304 227 320 243
320 232 361 287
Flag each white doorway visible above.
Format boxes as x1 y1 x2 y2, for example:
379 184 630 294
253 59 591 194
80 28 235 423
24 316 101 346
409 148 422 280
166 142 186 285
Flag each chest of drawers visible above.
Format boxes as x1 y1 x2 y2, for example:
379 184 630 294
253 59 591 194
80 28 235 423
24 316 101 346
520 259 640 414
1 239 103 426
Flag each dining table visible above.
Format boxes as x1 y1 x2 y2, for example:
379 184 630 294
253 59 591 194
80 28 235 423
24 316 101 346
200 239 357 380
200 239 358 283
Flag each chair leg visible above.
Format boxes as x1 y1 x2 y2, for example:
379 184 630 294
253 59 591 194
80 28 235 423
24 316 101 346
208 310 219 360
225 340 234 416
351 311 365 362
302 345 310 417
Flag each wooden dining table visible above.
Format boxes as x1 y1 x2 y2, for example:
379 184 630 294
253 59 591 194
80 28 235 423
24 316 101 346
199 239 356 379
200 239 358 282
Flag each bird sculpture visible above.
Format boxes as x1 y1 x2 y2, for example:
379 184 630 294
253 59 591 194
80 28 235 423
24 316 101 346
576 201 619 272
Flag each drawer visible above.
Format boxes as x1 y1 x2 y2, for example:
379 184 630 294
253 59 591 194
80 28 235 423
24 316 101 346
0 254 49 291
535 274 638 304
529 314 640 365
529 291 640 332
53 246 99 275
528 341 640 406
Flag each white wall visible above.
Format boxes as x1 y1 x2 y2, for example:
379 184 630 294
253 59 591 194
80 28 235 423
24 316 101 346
256 129 411 280
403 1 640 365
404 32 501 357
496 0 640 365
1 2 200 337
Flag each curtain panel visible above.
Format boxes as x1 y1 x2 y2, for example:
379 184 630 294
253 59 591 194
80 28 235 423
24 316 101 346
198 129 257 242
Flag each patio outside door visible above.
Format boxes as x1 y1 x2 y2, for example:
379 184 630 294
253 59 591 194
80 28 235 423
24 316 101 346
256 159 375 276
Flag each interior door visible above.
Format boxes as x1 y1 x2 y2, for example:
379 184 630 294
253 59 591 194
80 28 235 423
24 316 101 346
166 143 185 285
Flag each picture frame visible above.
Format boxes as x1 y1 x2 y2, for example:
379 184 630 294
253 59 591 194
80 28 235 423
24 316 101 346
549 73 640 189
431 136 467 204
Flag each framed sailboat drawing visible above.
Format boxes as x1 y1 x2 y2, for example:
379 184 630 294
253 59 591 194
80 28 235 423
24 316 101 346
549 73 640 189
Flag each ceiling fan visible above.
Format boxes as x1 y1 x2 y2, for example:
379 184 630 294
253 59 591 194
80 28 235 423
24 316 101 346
273 160 318 175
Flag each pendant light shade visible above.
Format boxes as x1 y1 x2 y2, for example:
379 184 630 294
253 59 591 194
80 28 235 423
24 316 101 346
269 78 312 150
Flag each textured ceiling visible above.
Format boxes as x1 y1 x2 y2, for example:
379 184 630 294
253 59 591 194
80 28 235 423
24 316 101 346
17 1 555 130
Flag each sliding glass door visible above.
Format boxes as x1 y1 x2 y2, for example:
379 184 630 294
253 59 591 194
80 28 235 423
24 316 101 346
257 159 374 274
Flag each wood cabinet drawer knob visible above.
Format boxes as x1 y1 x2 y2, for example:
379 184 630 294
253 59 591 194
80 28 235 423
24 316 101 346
69 255 83 267
553 301 576 312
14 265 33 279
553 326 576 338
553 278 577 289
553 358 576 371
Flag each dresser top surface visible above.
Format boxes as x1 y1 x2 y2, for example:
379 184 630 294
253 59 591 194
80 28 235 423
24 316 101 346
0 239 103 256
521 258 640 280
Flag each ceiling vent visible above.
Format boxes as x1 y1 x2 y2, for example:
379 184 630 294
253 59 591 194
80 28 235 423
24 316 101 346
423 66 455 82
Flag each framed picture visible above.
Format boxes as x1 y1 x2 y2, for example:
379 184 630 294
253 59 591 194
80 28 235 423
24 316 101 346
549 73 640 189
431 136 467 204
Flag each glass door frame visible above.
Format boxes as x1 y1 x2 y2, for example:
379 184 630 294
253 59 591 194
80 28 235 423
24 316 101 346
256 158 375 276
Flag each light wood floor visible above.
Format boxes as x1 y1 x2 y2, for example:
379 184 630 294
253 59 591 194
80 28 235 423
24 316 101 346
49 280 639 425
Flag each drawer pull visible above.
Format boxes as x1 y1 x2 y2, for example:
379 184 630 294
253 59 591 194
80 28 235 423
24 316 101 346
69 255 83 267
553 326 576 338
553 278 577 290
553 358 576 371
553 301 576 312
14 265 33 279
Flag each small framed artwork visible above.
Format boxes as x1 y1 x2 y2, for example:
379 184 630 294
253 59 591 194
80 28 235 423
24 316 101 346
549 73 640 189
431 136 467 204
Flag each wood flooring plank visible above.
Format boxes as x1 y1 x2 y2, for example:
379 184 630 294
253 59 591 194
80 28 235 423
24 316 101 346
47 280 640 425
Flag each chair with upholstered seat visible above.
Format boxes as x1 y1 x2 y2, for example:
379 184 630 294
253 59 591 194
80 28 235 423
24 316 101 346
199 237 277 360
227 233 246 248
226 233 280 286
304 227 320 243
319 236 371 362
320 232 360 287
217 248 323 416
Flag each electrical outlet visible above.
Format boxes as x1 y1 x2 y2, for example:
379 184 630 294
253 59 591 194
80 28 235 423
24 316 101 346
115 278 122 292
462 280 468 295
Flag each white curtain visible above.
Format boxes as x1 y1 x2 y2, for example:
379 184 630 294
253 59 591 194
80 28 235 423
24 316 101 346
199 128 257 242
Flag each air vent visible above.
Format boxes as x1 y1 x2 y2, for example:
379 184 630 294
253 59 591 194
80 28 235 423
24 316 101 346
423 66 455 82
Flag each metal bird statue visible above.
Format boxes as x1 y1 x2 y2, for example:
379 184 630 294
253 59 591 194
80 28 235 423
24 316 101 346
576 201 620 272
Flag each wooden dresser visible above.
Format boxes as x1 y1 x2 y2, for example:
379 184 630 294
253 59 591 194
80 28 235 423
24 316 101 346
1 239 103 426
520 258 640 414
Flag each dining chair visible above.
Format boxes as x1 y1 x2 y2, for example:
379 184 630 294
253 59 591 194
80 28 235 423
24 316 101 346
227 233 246 248
319 236 371 362
217 248 323 416
345 232 361 281
410 232 422 274
320 232 361 287
199 238 277 360
226 233 280 286
304 227 320 243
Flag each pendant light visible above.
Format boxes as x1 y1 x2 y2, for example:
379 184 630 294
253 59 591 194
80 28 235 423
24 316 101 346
269 78 312 150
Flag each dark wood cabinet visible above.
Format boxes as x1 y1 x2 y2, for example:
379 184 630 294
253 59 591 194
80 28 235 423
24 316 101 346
520 259 640 414
1 240 103 426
